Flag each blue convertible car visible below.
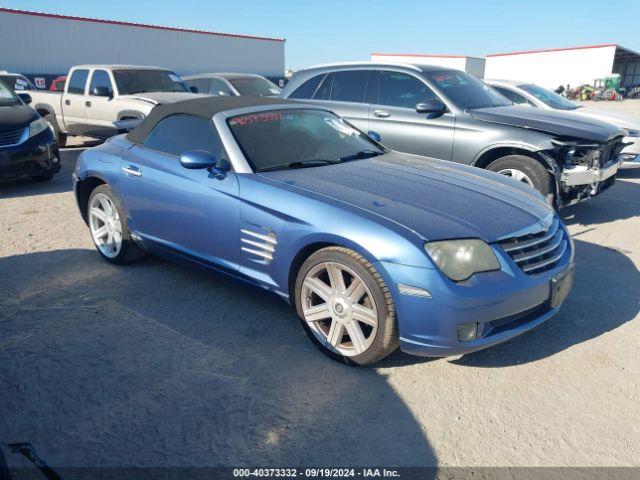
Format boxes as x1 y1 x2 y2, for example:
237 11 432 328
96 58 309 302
74 96 574 365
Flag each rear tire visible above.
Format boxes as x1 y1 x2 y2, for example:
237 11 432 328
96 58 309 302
294 246 399 366
87 184 146 265
486 154 554 203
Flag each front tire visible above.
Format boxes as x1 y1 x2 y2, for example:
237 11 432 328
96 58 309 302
45 114 67 148
486 154 555 204
87 184 145 264
294 247 399 365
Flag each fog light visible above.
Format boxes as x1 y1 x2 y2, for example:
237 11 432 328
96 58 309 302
457 322 478 342
52 156 59 164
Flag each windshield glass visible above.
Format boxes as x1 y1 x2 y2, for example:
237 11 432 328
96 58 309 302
423 69 511 109
519 84 579 110
112 69 188 95
229 76 281 97
0 80 20 106
0 75 35 91
227 109 385 172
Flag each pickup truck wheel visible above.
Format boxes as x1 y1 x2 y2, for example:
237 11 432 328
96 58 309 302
45 114 67 148
295 246 399 366
487 155 554 200
87 185 146 265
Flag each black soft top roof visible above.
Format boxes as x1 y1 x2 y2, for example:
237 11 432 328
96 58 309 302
127 96 299 144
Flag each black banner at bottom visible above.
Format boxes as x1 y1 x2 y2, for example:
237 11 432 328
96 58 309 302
4 467 640 480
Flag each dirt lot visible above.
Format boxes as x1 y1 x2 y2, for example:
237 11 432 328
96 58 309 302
1 104 639 472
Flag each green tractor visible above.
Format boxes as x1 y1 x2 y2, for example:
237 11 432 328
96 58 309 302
593 74 625 101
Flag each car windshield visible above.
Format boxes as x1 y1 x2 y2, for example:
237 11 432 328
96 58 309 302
519 84 579 110
423 69 512 109
229 76 281 97
112 69 189 95
0 74 34 91
0 80 20 106
227 108 385 172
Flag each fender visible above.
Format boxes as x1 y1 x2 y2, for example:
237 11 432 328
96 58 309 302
471 140 560 174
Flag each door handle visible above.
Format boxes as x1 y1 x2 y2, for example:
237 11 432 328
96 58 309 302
64 99 70 106
85 101 92 107
373 109 390 118
122 165 142 177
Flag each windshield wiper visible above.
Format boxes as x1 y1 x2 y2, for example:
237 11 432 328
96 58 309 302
339 150 384 162
258 159 340 172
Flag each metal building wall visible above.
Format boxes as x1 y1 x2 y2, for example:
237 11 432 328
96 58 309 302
484 45 617 89
0 9 285 78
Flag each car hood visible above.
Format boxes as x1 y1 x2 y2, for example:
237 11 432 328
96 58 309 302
469 105 623 142
122 91 204 106
261 152 553 243
0 102 36 132
569 107 640 131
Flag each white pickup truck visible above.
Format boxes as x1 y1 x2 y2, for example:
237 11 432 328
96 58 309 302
29 65 201 147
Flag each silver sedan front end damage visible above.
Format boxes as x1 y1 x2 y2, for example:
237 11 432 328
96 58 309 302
551 137 625 207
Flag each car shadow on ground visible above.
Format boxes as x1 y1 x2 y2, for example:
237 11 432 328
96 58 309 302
0 249 436 471
452 237 639 367
562 173 640 227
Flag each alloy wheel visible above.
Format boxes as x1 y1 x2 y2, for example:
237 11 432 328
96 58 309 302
497 168 534 187
89 193 122 258
300 261 379 357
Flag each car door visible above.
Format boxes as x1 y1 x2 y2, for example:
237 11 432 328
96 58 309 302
367 70 455 160
119 114 241 271
62 68 89 135
84 69 119 137
301 70 371 134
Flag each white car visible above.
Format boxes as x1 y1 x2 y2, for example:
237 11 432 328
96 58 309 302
28 65 202 147
488 79 640 168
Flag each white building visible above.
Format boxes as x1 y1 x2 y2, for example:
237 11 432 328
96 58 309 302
485 44 640 89
370 52 486 79
0 7 286 86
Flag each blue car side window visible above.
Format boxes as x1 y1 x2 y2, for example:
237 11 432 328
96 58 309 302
143 114 225 159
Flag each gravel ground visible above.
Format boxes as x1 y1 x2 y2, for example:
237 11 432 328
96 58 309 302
1 114 639 473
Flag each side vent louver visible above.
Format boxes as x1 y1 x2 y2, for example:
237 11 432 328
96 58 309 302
241 229 277 262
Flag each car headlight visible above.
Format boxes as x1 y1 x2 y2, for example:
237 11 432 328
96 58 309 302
425 239 501 282
29 117 49 138
625 129 640 138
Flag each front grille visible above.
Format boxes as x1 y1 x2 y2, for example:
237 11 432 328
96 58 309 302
497 216 568 274
0 127 26 147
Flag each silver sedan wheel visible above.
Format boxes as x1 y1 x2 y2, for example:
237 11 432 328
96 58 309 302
497 168 534 187
89 193 122 258
300 262 378 357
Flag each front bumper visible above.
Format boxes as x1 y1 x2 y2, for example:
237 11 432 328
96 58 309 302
558 160 618 207
0 128 60 181
618 136 640 168
380 232 574 357
560 160 618 186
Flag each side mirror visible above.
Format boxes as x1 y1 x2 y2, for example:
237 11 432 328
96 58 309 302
17 92 32 104
92 86 112 98
367 131 381 142
416 99 446 114
180 150 227 178
189 86 199 94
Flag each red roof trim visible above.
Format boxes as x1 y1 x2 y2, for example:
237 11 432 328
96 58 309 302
487 44 617 57
0 7 285 43
371 52 467 59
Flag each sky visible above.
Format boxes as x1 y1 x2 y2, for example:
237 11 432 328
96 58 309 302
3 0 640 70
